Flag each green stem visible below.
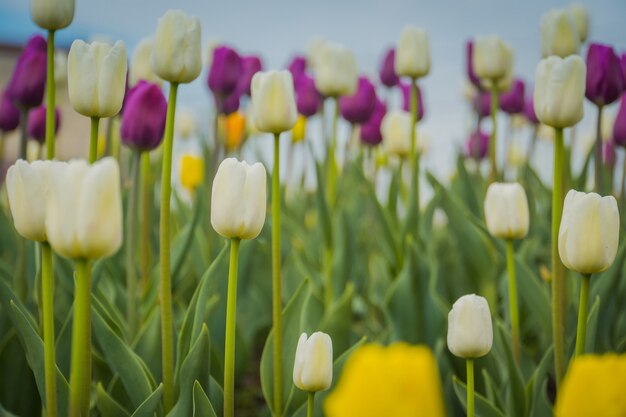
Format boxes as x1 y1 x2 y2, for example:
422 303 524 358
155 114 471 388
467 358 474 417
489 88 499 183
307 392 315 417
409 78 420 237
272 133 283 417
159 82 178 413
575 273 591 356
506 240 521 365
552 126 565 388
19 107 28 161
45 30 56 159
595 105 603 194
327 97 339 207
323 246 333 310
223 238 241 417
126 150 141 337
89 117 100 164
140 152 151 291
69 259 91 417
41 242 57 417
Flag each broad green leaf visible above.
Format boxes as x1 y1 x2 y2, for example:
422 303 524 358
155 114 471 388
131 384 163 417
96 382 131 417
191 381 218 417
453 376 506 417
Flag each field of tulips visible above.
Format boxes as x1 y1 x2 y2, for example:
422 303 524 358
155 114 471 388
1 1 626 417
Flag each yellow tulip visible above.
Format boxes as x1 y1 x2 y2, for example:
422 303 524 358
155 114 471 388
180 154 204 193
225 111 246 151
291 115 307 143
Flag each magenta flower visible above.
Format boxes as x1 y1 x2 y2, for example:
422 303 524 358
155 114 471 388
466 130 489 160
236 55 263 97
473 92 491 120
339 76 377 124
208 45 242 96
400 82 425 121
585 43 624 107
499 78 525 114
219 91 240 115
466 40 481 89
0 90 19 133
613 95 626 147
524 95 539 124
295 74 322 118
287 55 307 83
27 105 60 143
379 48 399 88
360 98 386 146
121 81 167 151
6 35 47 109
603 140 616 168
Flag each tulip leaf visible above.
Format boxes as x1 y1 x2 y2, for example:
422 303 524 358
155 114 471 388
130 383 163 417
191 381 218 417
453 376 506 417
96 382 131 417
496 324 527 417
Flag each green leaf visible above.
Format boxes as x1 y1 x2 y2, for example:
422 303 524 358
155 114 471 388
192 381 218 417
496 324 527 417
96 382 131 417
131 384 163 417
453 376 506 417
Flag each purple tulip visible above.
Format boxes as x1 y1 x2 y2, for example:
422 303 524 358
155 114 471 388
603 140 616 168
339 76 377 124
287 55 307 83
218 91 240 115
620 54 626 91
236 55 263 97
121 81 167 151
208 46 242 96
585 43 624 107
473 92 491 119
379 48 399 88
524 95 539 124
28 105 60 143
400 82 425 121
466 130 489 160
6 35 47 109
0 90 20 133
499 78 525 114
295 74 322 118
613 95 626 147
466 40 481 89
360 99 386 146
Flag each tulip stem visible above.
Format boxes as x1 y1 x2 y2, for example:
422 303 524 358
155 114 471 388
409 77 420 238
323 246 333 310
19 107 28 161
224 238 241 417
595 105 604 193
89 117 99 164
489 88 499 183
41 242 57 417
45 29 56 160
69 259 92 417
327 97 339 207
159 82 178 414
307 392 315 417
140 151 152 291
466 358 474 417
552 126 566 388
272 132 284 417
575 273 591 357
506 239 521 365
126 150 140 338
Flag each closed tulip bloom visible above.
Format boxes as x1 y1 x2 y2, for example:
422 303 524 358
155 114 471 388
46 157 122 260
568 4 589 43
287 55 307 83
360 99 386 146
395 26 430 79
466 130 489 160
620 54 626 89
68 40 127 118
484 182 529 240
295 74 322 118
558 190 619 275
379 48 399 88
180 154 204 192
473 35 513 89
534 55 586 128
524 96 539 124
466 41 481 88
237 55 263 97
293 332 333 392
381 110 411 157
314 42 358 97
585 43 624 107
291 115 306 143
225 112 247 150
219 91 241 116
251 70 297 134
307 37 330 72
6 160 51 242
30 0 74 30
473 91 491 120
540 9 580 58
499 78 525 114
211 158 267 240
339 76 377 124
613 96 626 147
130 38 162 87
151 10 202 84
121 81 167 151
28 106 60 143
7 35 47 109
208 46 242 96
447 294 493 358
400 82 425 120
0 91 20 133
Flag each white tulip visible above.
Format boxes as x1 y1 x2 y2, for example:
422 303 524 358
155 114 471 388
45 157 122 260
251 70 298 134
307 37 330 72
381 110 411 157
559 190 619 275
130 38 162 87
54 50 68 85
484 182 529 240
30 0 74 30
314 42 358 97
6 160 51 242
473 35 514 90
293 332 333 392
533 55 586 129
67 40 127 118
447 294 493 359
395 26 430 79
151 10 202 84
211 158 267 240
568 4 589 43
540 9 581 58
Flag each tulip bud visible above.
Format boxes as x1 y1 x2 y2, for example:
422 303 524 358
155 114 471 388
293 332 333 393
7 35 47 109
473 91 491 119
218 90 241 116
68 40 127 118
568 4 589 43
559 190 619 274
6 160 51 242
151 10 202 84
381 110 411 157
121 81 167 151
130 38 162 87
291 115 306 143
0 90 20 133
294 74 322 118
524 96 539 124
484 182 529 240
400 82 425 120
237 55 263 97
180 154 204 193
251 70 297 134
472 35 513 90
45 157 123 260
211 158 267 240
208 46 242 96
395 26 430 79
30 0 74 30
360 99 386 147
339 76 377 124
379 48 399 88
466 40 481 88
585 43 624 107
28 105 60 143
540 9 580 58
287 55 307 83
447 294 493 358
466 130 489 160
307 37 330 72
533 55 586 128
614 96 626 147
314 42 358 97
499 78 525 114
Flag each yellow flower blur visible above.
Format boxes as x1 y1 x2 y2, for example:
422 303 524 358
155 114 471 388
225 111 246 151
291 114 307 143
324 343 446 417
180 154 204 192
556 354 626 417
